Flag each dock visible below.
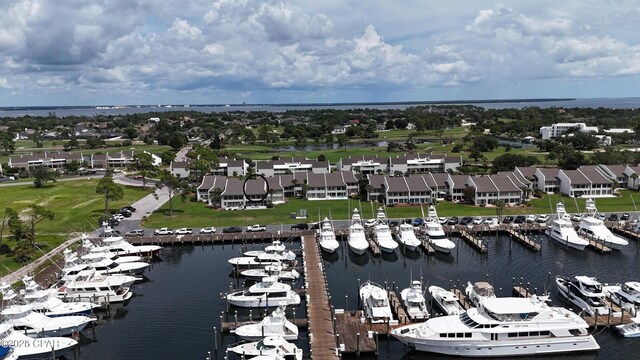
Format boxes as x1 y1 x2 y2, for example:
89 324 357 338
457 229 487 253
504 227 541 251
582 298 636 327
610 225 640 241
388 290 411 325
334 310 382 355
301 235 339 360
451 288 472 310
419 238 436 255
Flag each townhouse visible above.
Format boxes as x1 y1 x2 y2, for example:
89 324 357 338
170 160 191 178
389 153 462 174
446 174 471 202
557 168 612 197
534 168 560 193
255 157 330 177
8 152 84 170
624 165 640 190
338 156 388 174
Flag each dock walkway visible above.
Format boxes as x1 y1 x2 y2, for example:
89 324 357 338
302 235 339 360
504 227 541 251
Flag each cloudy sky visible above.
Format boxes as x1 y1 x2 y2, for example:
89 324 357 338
0 0 638 106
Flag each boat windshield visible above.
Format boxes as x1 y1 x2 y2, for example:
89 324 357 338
256 340 276 351
429 234 448 240
373 298 388 307
584 284 602 293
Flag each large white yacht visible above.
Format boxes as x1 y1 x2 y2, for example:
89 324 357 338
81 237 145 264
373 207 398 253
228 336 303 360
348 208 369 255
577 198 628 250
225 277 301 308
400 280 429 321
428 286 465 316
63 248 149 275
244 240 288 257
556 275 610 316
546 202 589 250
229 246 296 269
240 263 300 282
57 270 134 306
605 281 640 315
396 223 421 251
233 304 298 341
391 295 600 357
1 304 94 337
0 322 78 359
359 280 395 324
423 205 455 253
316 217 339 253
99 227 162 258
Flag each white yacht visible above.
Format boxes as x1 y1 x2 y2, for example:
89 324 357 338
556 275 610 316
577 198 628 250
396 223 421 251
605 281 640 315
57 270 134 306
423 205 455 253
228 336 303 360
316 217 339 253
0 322 78 359
233 304 298 341
63 248 149 275
428 286 465 316
61 266 141 288
100 228 162 258
359 280 395 324
229 253 296 269
348 208 369 255
465 281 497 308
244 240 288 257
240 263 300 282
614 317 640 337
1 304 94 337
546 202 589 250
373 208 398 253
391 295 600 357
400 280 429 321
225 277 301 308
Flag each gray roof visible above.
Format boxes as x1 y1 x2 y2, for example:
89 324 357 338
325 172 346 187
561 169 590 185
516 166 538 179
578 167 611 185
385 176 409 192
367 174 386 189
198 175 225 191
472 176 498 193
340 171 358 184
171 161 190 169
598 164 626 178
305 173 326 187
536 167 560 179
429 173 449 188
449 174 470 190
490 174 520 192
404 175 431 192
221 178 244 195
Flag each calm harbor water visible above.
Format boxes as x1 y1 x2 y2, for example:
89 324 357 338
71 232 640 359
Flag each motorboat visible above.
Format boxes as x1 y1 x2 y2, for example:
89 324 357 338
244 240 288 257
546 202 589 250
556 275 610 316
428 285 464 316
359 280 395 324
577 198 628 250
0 278 97 317
373 208 398 253
81 237 146 264
614 317 640 337
0 322 78 359
225 277 301 308
228 254 296 270
347 208 369 255
316 217 339 253
1 304 93 337
395 223 421 251
61 266 141 288
423 205 455 253
57 270 134 306
400 280 429 321
465 281 496 308
391 295 599 356
605 281 640 315
227 336 303 360
240 263 300 282
233 304 298 341
99 228 162 258
63 248 149 275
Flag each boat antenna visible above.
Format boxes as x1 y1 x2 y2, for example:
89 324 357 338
630 192 639 225
573 194 580 216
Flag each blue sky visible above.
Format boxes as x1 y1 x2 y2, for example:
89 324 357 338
0 0 638 106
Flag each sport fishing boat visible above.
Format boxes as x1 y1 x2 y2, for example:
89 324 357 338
348 208 369 255
428 285 465 316
240 263 300 282
224 277 301 308
1 304 94 337
99 228 162 258
400 280 429 321
0 322 78 359
316 217 339 253
233 304 298 341
57 270 134 306
373 208 398 253
63 248 149 276
81 237 146 263
556 275 610 316
546 202 589 250
395 223 421 251
244 240 288 257
391 295 600 357
423 205 455 253
227 336 303 359
577 198 628 250
360 280 395 324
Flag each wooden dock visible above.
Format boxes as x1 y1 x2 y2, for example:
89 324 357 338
586 238 612 253
451 288 472 310
301 235 339 360
458 230 487 253
334 310 381 355
388 290 411 325
419 238 436 255
610 225 640 241
504 227 541 251
512 286 537 298
582 299 635 327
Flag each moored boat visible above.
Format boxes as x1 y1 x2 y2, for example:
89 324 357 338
400 280 429 321
317 217 339 253
428 285 465 316
233 304 298 341
373 208 398 253
395 223 421 251
348 208 369 255
224 277 301 308
556 275 610 316
0 322 78 359
227 336 303 359
423 205 455 253
577 198 628 250
546 202 589 250
359 280 395 324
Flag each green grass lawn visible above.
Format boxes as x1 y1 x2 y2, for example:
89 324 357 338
0 180 153 273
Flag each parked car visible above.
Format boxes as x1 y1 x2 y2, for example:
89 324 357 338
608 214 619 222
514 215 526 224
223 226 243 233
472 217 483 225
484 217 497 225
108 218 120 227
174 228 193 235
502 216 514 224
290 223 309 230
571 214 583 222
447 217 459 225
154 227 174 235
246 224 266 232
459 216 472 225
438 217 448 224
621 213 630 221
389 220 399 227
412 218 424 226
364 219 377 228
112 214 124 221
536 214 550 223
199 227 217 234
122 206 137 212
126 229 145 236
525 215 537 223
120 209 132 218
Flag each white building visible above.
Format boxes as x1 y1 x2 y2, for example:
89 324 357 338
539 122 599 140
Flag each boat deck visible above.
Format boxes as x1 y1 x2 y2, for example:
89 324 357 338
301 234 339 360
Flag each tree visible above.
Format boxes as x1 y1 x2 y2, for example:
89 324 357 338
210 187 223 208
14 240 34 263
0 208 19 244
156 170 181 216
160 150 176 165
32 166 58 188
25 204 55 248
63 137 79 151
492 153 539 172
468 148 484 165
134 152 156 188
336 134 348 150
0 132 15 155
96 172 125 222
631 173 639 190
494 199 506 222
462 186 476 204
124 127 138 139
63 160 81 174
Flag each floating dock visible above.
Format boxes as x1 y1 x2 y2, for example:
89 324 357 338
503 227 541 251
457 229 487 253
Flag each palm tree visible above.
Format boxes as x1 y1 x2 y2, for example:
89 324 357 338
631 173 639 190
495 200 506 223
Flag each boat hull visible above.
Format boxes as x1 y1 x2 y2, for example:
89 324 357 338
348 241 368 255
547 230 588 251
226 295 301 308
430 240 454 253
